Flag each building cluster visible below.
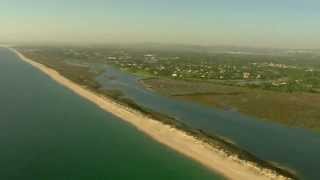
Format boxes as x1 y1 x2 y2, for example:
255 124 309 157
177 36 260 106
57 47 320 92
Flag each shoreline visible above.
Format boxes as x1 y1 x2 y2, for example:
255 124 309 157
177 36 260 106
9 47 293 180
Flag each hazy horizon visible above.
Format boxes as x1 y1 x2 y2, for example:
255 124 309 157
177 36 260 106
1 0 320 49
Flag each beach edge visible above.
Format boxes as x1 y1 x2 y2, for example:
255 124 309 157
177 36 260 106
8 47 294 180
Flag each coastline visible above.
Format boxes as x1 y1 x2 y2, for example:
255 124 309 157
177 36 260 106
9 47 293 180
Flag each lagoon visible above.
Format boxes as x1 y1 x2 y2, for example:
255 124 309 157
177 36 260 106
96 65 320 180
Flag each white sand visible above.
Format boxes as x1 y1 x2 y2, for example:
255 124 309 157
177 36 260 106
10 48 291 180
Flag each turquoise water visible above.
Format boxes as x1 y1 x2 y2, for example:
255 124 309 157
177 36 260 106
0 48 223 180
96 66 320 180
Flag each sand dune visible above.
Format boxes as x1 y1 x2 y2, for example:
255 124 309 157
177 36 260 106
10 47 290 180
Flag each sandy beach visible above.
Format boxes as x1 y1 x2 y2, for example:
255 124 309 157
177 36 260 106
10 47 291 180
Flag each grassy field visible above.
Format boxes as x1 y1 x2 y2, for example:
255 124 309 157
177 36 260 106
143 78 320 132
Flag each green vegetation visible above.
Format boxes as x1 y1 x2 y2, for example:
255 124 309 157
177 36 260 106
18 45 320 93
143 78 320 132
19 49 102 90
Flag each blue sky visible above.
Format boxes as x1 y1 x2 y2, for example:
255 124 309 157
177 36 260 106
1 0 320 48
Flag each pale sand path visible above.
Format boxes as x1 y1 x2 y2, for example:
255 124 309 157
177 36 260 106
9 48 290 180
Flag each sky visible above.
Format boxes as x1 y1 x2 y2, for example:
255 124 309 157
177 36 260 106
1 0 320 48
